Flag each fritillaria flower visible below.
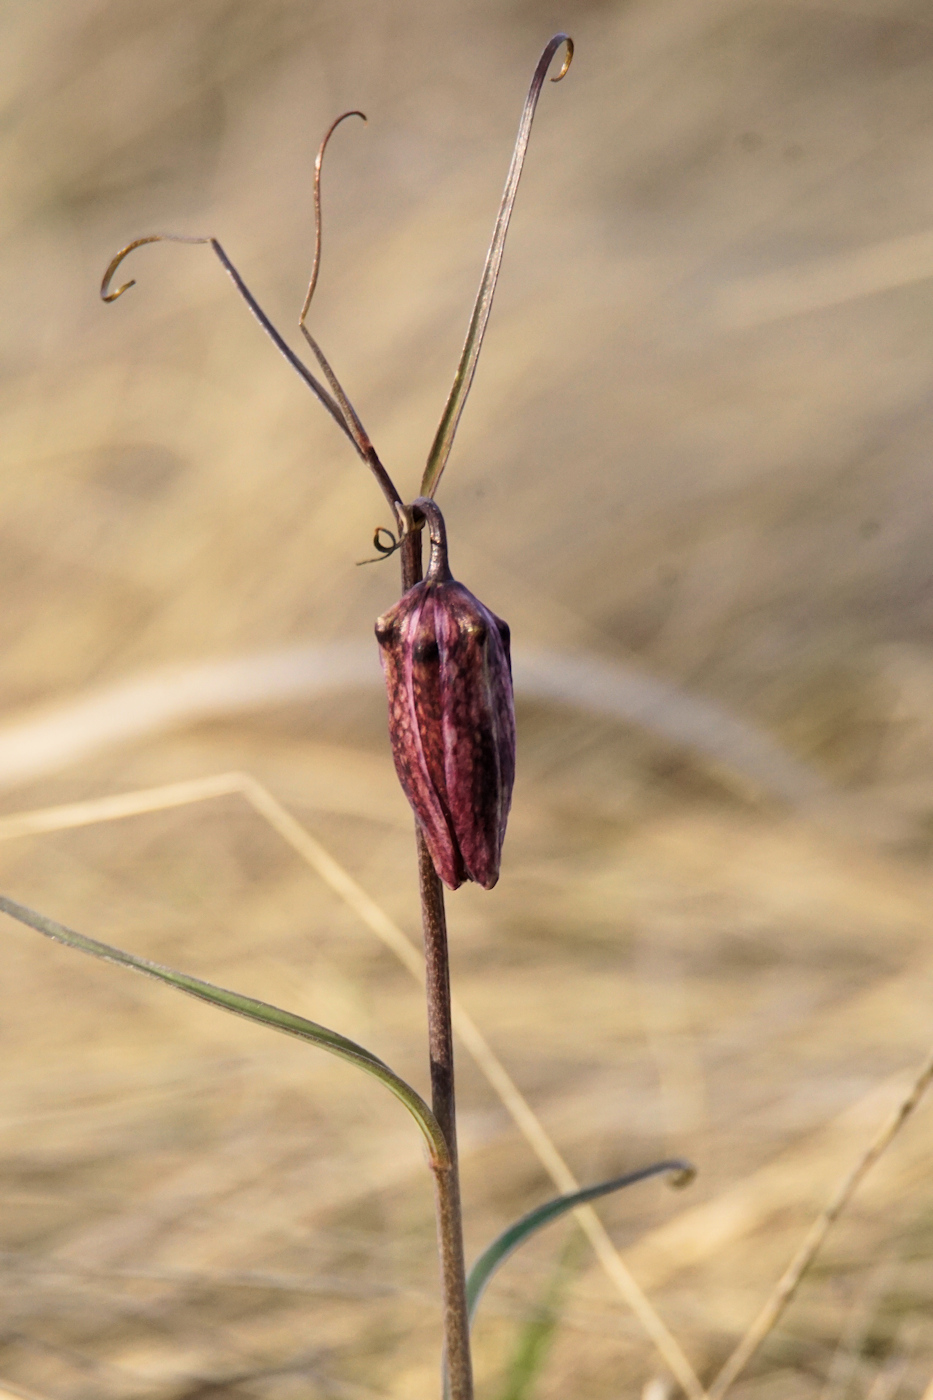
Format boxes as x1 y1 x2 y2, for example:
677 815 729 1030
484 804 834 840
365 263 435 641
376 499 515 890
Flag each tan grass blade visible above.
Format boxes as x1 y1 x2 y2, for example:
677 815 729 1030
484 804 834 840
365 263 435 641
0 773 244 841
0 772 705 1400
706 1044 933 1400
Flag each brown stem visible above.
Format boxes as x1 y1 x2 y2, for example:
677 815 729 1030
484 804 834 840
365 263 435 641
418 836 459 1160
401 520 473 1400
413 496 453 584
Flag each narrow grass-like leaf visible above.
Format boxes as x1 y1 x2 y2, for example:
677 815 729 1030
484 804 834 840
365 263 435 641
495 1232 584 1400
420 34 573 499
467 1159 694 1323
495 1284 561 1400
0 893 448 1167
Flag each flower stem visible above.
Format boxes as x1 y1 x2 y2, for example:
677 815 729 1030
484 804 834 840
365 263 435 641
401 521 474 1400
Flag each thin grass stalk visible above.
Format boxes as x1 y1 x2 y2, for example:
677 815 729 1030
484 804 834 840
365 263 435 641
708 1043 933 1400
401 521 474 1400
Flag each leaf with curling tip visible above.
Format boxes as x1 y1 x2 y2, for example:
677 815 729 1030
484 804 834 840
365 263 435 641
421 33 573 499
467 1159 695 1324
0 893 448 1168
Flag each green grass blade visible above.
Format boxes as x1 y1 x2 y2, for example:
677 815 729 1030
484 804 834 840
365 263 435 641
420 34 573 499
496 1293 560 1400
0 893 448 1167
467 1158 695 1323
494 1232 584 1400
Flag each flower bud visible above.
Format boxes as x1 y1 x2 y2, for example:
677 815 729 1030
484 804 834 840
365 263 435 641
375 499 515 890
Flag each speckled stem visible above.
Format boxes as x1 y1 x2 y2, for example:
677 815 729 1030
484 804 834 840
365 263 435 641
401 515 473 1400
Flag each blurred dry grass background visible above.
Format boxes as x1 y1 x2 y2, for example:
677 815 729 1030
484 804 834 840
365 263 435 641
4 0 933 1396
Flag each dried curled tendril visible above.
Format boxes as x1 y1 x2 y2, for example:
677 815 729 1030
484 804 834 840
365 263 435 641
357 526 402 566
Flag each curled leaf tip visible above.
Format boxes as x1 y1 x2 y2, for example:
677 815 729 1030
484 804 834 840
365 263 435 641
669 1163 697 1189
332 108 367 134
551 35 574 81
421 30 575 498
465 1156 696 1327
100 233 210 304
302 108 369 327
101 277 135 304
295 109 398 505
319 108 367 149
101 244 144 303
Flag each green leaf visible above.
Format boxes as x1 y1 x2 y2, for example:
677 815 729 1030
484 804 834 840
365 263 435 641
467 1159 695 1324
0 894 448 1167
494 1232 584 1400
420 34 573 499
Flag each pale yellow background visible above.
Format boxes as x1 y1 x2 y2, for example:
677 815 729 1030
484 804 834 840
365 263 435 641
2 2 933 1398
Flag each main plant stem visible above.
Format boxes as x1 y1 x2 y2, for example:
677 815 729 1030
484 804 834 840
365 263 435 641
401 524 474 1400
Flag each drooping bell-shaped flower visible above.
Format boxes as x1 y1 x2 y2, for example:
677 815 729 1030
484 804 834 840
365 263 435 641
375 498 515 890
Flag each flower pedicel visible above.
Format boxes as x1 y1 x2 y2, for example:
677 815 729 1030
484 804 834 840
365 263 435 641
376 498 516 890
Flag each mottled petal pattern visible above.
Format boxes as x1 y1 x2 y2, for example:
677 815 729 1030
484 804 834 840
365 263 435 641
375 500 515 891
